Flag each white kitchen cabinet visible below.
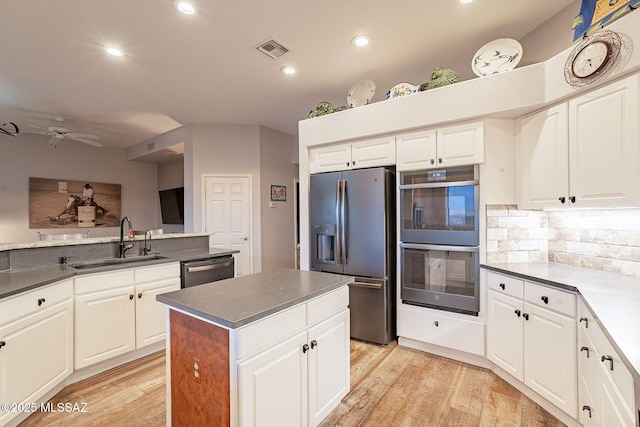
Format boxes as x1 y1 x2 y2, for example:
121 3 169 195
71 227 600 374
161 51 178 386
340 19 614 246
0 280 74 426
238 331 309 427
396 121 485 171
517 74 639 209
75 263 180 369
309 136 395 173
486 271 577 418
516 104 569 209
577 298 635 427
236 287 350 427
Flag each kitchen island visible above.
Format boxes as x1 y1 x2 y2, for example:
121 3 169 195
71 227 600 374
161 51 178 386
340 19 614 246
156 268 353 427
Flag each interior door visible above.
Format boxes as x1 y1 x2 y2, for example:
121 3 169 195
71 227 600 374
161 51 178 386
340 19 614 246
204 176 252 276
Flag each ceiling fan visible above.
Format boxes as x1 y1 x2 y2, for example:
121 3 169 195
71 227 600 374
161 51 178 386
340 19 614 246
23 117 102 148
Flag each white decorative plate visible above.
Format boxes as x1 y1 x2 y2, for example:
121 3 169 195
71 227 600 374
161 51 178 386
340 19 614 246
472 38 523 77
347 80 375 107
386 82 418 99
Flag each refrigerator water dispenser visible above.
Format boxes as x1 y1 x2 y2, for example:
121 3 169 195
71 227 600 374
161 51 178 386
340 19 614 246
315 224 336 264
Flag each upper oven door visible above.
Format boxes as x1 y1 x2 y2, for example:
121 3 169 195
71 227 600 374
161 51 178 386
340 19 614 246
400 167 479 246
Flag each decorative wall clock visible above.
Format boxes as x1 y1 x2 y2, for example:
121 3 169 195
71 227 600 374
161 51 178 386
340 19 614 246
564 30 622 87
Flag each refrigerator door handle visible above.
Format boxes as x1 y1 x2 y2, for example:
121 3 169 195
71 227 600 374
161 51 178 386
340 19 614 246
335 180 341 263
349 281 382 290
340 179 347 265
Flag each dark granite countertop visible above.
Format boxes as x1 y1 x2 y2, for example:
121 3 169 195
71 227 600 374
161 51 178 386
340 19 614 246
0 247 238 300
482 262 640 383
156 268 353 329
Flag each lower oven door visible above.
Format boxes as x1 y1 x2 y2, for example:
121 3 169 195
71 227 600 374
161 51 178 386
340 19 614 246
400 243 479 314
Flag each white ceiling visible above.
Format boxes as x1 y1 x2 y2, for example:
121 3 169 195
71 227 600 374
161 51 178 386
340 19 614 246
0 0 576 149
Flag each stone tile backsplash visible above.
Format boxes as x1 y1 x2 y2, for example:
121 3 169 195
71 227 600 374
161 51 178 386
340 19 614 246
486 205 640 277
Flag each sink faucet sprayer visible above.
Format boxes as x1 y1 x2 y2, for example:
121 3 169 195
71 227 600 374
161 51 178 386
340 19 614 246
119 216 134 258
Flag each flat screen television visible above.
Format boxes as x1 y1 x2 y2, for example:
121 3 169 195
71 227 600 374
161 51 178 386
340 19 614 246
159 187 184 224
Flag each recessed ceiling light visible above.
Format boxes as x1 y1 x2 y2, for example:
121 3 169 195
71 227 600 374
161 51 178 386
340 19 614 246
175 1 196 14
459 0 474 4
105 47 123 57
281 66 296 75
352 35 370 47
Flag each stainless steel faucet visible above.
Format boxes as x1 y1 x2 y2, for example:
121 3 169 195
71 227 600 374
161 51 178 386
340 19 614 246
143 229 152 255
119 216 134 258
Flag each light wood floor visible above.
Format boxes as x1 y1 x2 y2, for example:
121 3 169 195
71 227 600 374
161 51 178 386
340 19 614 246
20 341 565 427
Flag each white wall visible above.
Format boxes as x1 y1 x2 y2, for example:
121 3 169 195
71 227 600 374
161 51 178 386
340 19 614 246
259 126 297 271
0 133 159 244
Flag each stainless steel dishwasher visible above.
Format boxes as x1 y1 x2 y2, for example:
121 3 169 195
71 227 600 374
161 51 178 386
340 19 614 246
180 256 235 288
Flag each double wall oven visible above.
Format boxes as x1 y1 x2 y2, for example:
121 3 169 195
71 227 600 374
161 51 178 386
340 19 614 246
399 166 480 315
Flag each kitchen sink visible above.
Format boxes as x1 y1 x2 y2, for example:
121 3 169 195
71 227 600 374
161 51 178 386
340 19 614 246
69 254 168 270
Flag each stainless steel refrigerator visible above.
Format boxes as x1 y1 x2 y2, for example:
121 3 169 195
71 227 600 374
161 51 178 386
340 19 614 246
310 167 395 344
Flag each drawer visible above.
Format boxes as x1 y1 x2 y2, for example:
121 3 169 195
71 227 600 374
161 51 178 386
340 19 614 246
486 271 523 299
0 279 73 325
74 269 135 294
397 305 484 356
524 281 575 317
134 262 180 283
307 286 349 326
581 309 635 412
236 304 306 360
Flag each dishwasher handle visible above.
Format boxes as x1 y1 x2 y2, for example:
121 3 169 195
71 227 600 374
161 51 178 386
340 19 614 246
186 258 234 273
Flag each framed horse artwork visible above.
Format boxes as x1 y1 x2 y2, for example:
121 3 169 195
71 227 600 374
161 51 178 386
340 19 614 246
29 177 121 229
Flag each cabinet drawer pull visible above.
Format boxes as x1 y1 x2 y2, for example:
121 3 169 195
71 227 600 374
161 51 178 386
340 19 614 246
580 346 590 358
579 317 588 328
434 321 439 327
499 283 505 290
582 405 591 418
310 340 318 349
523 313 529 321
558 196 566 204
514 309 521 317
0 341 5 349
302 344 310 354
541 296 549 304
601 355 614 370
37 298 46 306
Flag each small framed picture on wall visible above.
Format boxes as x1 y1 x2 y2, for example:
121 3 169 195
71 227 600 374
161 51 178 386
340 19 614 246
270 185 286 202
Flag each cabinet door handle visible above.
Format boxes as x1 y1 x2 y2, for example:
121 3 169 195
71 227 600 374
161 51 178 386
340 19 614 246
302 344 310 354
499 283 505 290
541 296 549 304
310 340 318 349
430 159 435 165
523 313 529 321
37 298 46 306
558 197 566 204
580 346 590 358
438 158 442 164
0 341 5 349
434 321 439 327
346 162 350 167
569 196 576 204
514 309 521 317
601 355 614 370
129 294 134 300
582 405 592 418
352 161 356 166
579 317 588 328
137 293 143 299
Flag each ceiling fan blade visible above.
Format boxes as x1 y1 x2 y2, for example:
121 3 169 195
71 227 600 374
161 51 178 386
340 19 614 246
21 130 51 135
48 135 60 145
65 135 103 147
67 132 99 139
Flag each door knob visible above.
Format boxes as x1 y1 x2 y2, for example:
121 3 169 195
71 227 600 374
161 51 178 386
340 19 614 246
242 236 248 241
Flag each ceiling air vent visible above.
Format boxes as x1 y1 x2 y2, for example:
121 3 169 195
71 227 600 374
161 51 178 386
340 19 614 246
256 39 289 59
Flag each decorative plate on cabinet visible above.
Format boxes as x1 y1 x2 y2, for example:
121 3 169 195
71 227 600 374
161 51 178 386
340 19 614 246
472 38 523 77
386 82 418 99
347 80 375 107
